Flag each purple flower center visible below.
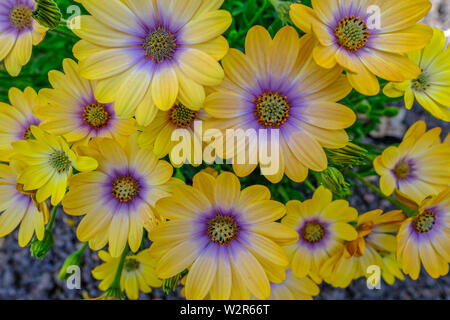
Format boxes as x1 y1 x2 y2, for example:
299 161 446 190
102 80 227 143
335 16 369 53
143 26 177 63
207 214 240 246
9 4 32 30
254 91 290 128
112 175 141 203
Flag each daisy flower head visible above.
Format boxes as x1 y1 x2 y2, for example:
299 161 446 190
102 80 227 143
71 0 232 126
62 135 175 257
290 0 433 96
321 209 405 288
204 26 355 183
383 28 450 121
268 270 320 300
92 249 162 300
282 186 358 282
0 160 50 247
149 171 299 300
12 126 98 206
374 120 450 203
138 103 209 167
397 187 450 280
34 59 136 146
0 87 42 161
0 0 47 76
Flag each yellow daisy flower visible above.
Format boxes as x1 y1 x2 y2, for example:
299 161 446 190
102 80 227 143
62 136 175 257
381 253 405 285
397 187 450 280
12 126 98 206
0 87 43 161
383 28 450 121
138 104 209 167
290 0 433 96
149 171 298 300
0 160 50 246
34 59 136 146
374 120 450 203
282 186 358 282
0 0 47 76
268 270 320 300
92 249 162 300
204 26 355 183
321 209 405 288
71 0 231 126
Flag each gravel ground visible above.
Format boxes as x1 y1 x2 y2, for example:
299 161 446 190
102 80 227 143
0 0 449 300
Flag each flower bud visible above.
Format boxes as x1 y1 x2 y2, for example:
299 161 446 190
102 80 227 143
269 0 294 25
326 142 370 168
58 250 84 281
31 0 62 29
319 167 351 198
30 230 53 259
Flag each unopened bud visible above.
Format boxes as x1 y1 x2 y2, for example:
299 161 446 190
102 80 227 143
30 230 53 259
32 0 62 29
269 0 294 25
319 167 351 198
326 142 370 168
58 250 84 281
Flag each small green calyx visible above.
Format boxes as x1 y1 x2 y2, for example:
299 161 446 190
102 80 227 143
30 230 54 259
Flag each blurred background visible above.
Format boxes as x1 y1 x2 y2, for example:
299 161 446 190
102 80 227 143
0 0 449 300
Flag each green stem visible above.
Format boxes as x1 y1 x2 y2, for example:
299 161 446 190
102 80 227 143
50 28 78 40
110 245 129 291
46 205 59 231
304 179 316 192
348 171 417 217
77 242 89 255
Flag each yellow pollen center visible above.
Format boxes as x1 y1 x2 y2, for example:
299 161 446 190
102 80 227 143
9 5 32 30
207 215 240 246
83 103 110 129
143 26 177 63
301 222 325 243
413 210 436 233
112 175 141 203
335 16 369 53
254 91 290 128
411 70 430 92
169 103 197 128
49 151 71 174
124 258 140 272
393 161 410 179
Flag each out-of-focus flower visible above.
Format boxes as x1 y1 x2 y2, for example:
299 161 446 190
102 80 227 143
384 28 450 121
0 0 47 76
12 126 98 205
71 0 231 125
149 171 298 300
204 26 355 183
397 187 450 279
0 160 50 246
381 253 405 285
0 87 42 161
374 121 450 203
282 186 358 282
321 209 405 288
62 135 176 257
268 270 319 300
290 0 433 95
92 249 162 300
35 59 136 146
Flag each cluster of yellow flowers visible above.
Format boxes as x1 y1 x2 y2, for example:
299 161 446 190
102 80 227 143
0 0 448 300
